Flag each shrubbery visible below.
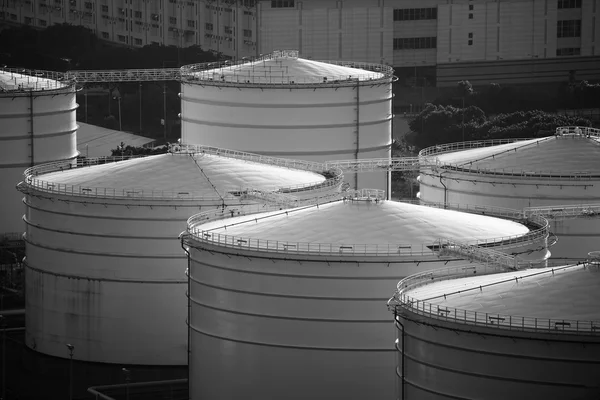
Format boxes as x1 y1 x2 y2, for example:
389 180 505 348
406 105 592 150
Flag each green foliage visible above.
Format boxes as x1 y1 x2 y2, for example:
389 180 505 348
406 106 592 150
110 143 169 156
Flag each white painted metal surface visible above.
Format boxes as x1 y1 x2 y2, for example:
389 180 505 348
180 50 394 192
390 259 600 400
184 197 550 400
18 151 342 365
0 68 78 234
418 129 600 260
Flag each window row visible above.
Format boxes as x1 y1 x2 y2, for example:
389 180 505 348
557 19 581 37
271 0 294 8
393 8 437 21
393 37 437 50
556 47 580 56
558 0 581 9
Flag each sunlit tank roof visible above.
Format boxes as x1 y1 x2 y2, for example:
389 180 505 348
186 50 385 84
199 200 529 246
0 68 69 92
404 264 600 321
37 153 326 195
434 135 600 174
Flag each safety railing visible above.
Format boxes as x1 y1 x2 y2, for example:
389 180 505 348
324 157 438 173
388 261 600 336
180 51 394 87
186 196 548 258
436 162 600 180
20 146 343 201
524 204 600 220
170 143 335 174
65 68 182 83
555 126 600 138
418 138 527 158
1 66 75 92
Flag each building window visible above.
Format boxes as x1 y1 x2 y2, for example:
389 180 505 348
468 32 473 38
117 34 127 43
393 8 437 21
242 0 255 7
243 29 252 38
558 0 581 9
10 13 18 21
205 22 213 30
169 17 176 24
556 47 581 56
39 19 47 26
468 39 473 45
84 1 93 9
101 31 109 39
469 4 474 10
393 37 437 50
187 20 195 28
468 13 473 19
135 38 143 45
271 0 294 8
101 5 108 12
24 16 33 24
557 20 581 37
134 11 142 18
224 25 233 34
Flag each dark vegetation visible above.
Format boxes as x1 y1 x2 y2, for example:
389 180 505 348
0 23 219 142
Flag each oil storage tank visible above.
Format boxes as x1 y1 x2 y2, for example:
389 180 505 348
179 50 395 193
0 67 78 235
418 127 600 261
182 191 552 400
16 145 343 365
389 252 600 400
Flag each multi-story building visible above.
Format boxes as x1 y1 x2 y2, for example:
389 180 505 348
1 0 599 87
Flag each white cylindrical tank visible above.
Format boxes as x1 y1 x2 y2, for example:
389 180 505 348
180 50 395 193
390 253 600 400
418 127 600 261
0 67 78 235
17 146 343 365
183 192 551 400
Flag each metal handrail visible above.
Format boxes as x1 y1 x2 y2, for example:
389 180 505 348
419 126 600 179
555 126 600 138
185 199 549 258
388 261 600 336
418 138 527 158
1 66 76 93
20 147 343 201
524 204 600 220
180 50 394 87
325 157 438 172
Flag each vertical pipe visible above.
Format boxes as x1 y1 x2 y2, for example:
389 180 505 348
355 79 360 190
163 82 167 140
394 309 406 400
84 90 88 123
139 82 142 133
29 90 34 167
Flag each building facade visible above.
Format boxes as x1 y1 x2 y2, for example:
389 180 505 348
1 0 599 86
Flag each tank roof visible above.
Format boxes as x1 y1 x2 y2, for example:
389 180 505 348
24 152 328 201
433 134 600 176
198 199 529 247
404 263 600 322
0 67 72 93
181 50 393 86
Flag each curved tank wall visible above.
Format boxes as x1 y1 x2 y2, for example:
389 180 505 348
18 149 343 365
418 131 600 260
390 260 600 400
0 68 78 234
180 50 394 192
183 195 551 400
